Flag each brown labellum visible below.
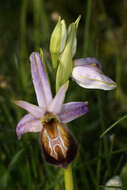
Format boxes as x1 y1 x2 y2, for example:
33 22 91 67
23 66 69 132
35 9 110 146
40 113 77 168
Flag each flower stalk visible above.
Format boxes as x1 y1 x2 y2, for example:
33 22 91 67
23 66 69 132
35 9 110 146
64 164 74 190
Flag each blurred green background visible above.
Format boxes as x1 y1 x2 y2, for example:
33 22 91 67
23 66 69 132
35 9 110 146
0 0 127 189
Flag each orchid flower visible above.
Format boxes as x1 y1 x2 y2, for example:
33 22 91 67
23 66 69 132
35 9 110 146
14 52 88 168
72 58 117 90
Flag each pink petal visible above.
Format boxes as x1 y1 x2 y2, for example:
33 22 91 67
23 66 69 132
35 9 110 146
48 81 69 114
74 58 102 69
14 100 45 118
72 65 117 90
30 52 52 107
59 101 88 123
16 114 42 139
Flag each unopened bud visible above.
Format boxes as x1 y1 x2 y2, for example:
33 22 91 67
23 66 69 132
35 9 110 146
56 23 77 91
50 17 67 69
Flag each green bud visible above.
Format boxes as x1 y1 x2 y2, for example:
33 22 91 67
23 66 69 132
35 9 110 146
56 23 76 91
50 17 67 69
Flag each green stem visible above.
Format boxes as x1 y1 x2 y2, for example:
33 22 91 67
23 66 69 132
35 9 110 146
33 0 40 49
33 0 49 49
20 0 28 60
115 54 122 100
64 164 74 190
82 0 92 57
20 0 29 94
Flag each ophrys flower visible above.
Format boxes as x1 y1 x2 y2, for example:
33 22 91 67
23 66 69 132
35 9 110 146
14 52 88 168
72 58 117 90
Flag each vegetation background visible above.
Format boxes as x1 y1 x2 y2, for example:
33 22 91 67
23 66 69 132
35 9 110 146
0 0 127 189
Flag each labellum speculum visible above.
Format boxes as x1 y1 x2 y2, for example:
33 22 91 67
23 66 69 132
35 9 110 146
40 112 78 168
